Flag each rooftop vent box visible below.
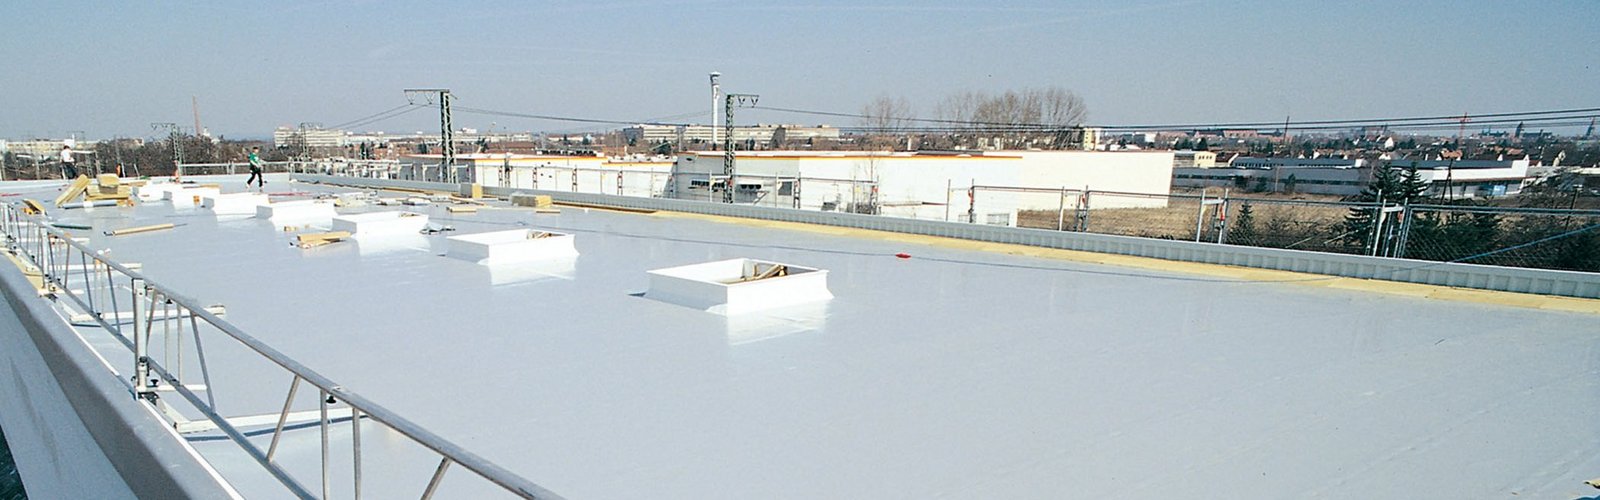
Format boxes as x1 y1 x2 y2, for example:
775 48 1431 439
201 193 270 215
133 183 180 202
446 228 577 265
164 186 221 207
256 200 337 224
646 258 831 315
331 211 429 236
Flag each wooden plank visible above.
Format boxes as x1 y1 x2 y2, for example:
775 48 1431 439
727 264 788 284
295 231 351 249
103 223 176 236
446 205 478 214
551 200 655 214
21 199 46 215
86 185 132 201
53 175 92 206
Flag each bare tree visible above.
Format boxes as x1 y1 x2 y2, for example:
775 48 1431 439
860 94 914 148
936 86 1088 149
860 94 914 133
1036 86 1087 127
934 91 981 129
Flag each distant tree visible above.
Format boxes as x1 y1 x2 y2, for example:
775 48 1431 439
1398 166 1429 202
1195 137 1210 151
1230 201 1258 245
1251 176 1269 193
1174 137 1193 150
1283 174 1298 194
860 94 914 149
1343 165 1404 248
1405 200 1502 264
932 86 1087 150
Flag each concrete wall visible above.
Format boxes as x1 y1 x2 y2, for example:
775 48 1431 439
0 264 234 499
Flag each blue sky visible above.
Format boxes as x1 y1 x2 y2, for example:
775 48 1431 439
2 0 1597 139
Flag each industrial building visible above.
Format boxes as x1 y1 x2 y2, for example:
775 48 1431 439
1173 156 1533 197
397 153 675 197
0 138 99 158
1172 150 1217 168
392 150 1175 226
665 150 1175 224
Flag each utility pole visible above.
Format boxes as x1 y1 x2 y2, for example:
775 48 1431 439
723 93 759 203
405 88 454 181
1282 115 1291 157
151 122 183 178
192 96 204 138
709 72 721 151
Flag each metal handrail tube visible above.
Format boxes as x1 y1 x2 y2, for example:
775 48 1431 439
1408 204 1600 216
5 204 566 500
971 184 1083 194
1223 196 1388 209
141 354 318 499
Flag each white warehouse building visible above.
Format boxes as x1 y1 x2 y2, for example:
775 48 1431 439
399 153 676 197
667 150 1175 224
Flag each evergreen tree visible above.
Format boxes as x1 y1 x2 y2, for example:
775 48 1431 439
1196 137 1210 151
1398 166 1429 202
1343 165 1403 248
1230 202 1258 245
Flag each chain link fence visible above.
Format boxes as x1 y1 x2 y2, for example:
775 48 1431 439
1222 198 1374 255
1009 190 1599 272
1400 205 1600 272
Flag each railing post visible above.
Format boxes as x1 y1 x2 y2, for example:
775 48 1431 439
1056 186 1067 231
1216 192 1230 244
131 278 152 399
1077 188 1092 232
1395 205 1414 259
352 407 363 500
320 389 330 500
967 181 976 223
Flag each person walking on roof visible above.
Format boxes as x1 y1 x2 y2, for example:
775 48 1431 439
60 144 78 180
246 146 266 189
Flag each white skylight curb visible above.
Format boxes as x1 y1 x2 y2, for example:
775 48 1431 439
645 258 832 315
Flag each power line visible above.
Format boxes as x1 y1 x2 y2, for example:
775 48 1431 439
330 97 1600 139
752 104 1600 132
327 104 413 130
450 105 697 127
834 114 1600 135
338 105 428 131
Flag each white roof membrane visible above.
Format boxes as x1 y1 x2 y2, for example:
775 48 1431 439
6 178 1599 499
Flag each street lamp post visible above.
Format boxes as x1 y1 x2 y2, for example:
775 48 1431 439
710 72 721 151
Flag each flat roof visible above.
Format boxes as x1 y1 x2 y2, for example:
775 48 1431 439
7 175 1599 498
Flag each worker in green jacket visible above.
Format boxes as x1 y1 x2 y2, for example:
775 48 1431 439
246 146 266 188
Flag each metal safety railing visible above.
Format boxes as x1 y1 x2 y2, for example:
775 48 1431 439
0 203 563 500
178 160 403 178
